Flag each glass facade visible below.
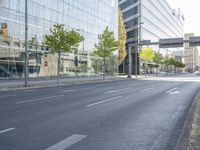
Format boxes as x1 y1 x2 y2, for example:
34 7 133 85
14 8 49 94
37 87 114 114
119 0 184 74
141 0 184 45
119 0 184 45
0 0 118 78
1 0 118 50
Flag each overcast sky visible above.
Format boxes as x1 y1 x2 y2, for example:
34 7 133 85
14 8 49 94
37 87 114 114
167 0 200 35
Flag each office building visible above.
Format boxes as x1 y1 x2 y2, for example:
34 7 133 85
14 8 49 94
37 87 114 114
0 0 118 78
184 33 199 72
119 0 184 74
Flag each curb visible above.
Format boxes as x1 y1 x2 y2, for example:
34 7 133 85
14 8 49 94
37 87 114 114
175 90 200 150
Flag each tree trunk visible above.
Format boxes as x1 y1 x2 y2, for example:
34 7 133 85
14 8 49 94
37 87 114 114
103 58 106 80
145 60 147 77
57 52 61 84
155 64 158 76
156 67 158 76
123 60 125 73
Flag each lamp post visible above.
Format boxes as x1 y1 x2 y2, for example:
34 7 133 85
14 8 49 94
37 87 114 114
24 0 29 87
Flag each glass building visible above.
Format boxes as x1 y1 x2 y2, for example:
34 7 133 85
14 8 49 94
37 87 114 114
0 0 118 78
119 0 184 74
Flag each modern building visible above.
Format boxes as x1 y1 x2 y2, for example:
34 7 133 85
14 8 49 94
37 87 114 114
184 33 199 72
119 0 184 74
0 0 118 78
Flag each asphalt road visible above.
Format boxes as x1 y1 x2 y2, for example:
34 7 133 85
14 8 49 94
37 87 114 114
0 74 200 150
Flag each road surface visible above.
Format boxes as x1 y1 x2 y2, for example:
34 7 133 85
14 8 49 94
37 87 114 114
0 74 200 150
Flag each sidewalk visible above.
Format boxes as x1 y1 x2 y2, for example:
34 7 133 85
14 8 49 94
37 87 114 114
0 73 190 91
187 97 200 150
0 76 126 91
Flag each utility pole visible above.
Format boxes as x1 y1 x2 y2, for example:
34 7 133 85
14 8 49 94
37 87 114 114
24 0 29 87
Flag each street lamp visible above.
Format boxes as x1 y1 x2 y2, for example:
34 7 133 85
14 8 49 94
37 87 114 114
24 0 29 87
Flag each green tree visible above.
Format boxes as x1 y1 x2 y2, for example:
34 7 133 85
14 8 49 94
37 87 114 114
118 10 127 64
168 57 176 73
153 51 163 74
43 24 84 82
28 35 41 77
90 52 103 75
140 47 155 74
163 56 170 74
93 26 119 79
168 58 185 73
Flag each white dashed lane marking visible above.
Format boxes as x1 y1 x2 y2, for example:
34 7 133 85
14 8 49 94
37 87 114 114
45 134 87 150
0 128 15 134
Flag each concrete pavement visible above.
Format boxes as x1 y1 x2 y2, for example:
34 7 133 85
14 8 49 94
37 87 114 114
0 75 200 150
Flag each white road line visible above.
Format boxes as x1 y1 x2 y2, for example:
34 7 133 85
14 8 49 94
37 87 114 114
79 87 95 90
20 90 33 92
87 96 122 107
15 95 64 104
0 94 17 98
140 87 154 92
45 134 87 150
168 90 180 95
56 87 95 94
0 128 15 134
56 90 77 93
103 88 131 94
166 88 178 94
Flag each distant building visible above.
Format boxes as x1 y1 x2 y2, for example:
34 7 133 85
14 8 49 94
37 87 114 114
172 50 184 62
184 33 199 72
119 0 184 74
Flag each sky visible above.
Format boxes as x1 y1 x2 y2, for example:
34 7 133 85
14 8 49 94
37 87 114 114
168 0 200 35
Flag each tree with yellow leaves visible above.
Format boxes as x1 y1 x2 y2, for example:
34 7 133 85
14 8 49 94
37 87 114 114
118 10 127 64
140 47 155 74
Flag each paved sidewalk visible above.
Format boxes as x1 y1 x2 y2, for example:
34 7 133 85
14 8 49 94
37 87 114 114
187 97 200 150
0 73 191 91
0 76 126 91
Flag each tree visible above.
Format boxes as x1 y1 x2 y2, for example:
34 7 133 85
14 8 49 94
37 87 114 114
28 35 41 77
43 24 84 82
140 47 155 74
90 53 119 76
90 52 103 74
168 57 177 73
93 26 119 79
168 58 185 73
163 56 170 74
153 51 163 74
118 10 127 64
